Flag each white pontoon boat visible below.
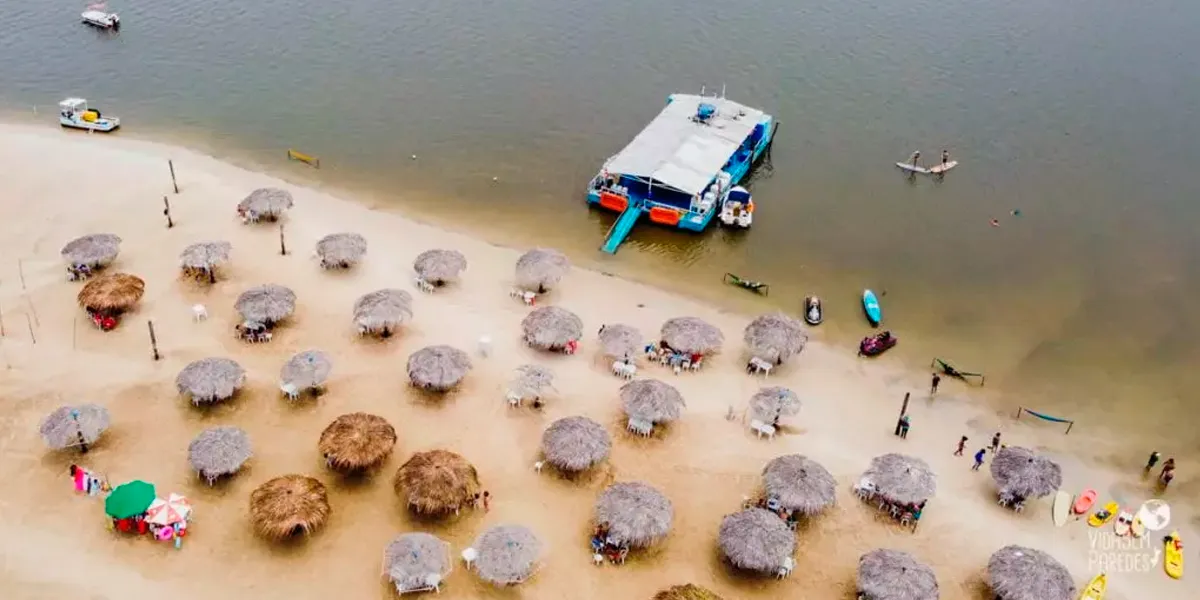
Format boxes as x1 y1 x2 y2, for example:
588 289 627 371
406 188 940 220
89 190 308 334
81 9 120 29
718 186 754 228
59 98 120 132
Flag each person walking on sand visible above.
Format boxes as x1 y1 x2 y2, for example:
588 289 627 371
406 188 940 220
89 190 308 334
482 491 491 512
1159 459 1175 484
954 435 968 456
1145 451 1161 472
972 448 986 471
899 414 911 439
991 432 1002 452
930 372 942 395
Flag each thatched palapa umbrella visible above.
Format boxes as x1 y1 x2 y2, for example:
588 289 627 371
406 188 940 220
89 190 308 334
319 413 396 472
748 386 801 424
652 584 724 600
598 323 643 360
987 545 1076 600
414 249 467 286
382 532 452 594
188 426 252 484
280 350 332 396
238 187 293 221
235 284 296 325
407 345 471 392
744 313 808 365
179 241 232 283
515 248 569 293
39 404 110 452
521 306 583 350
718 508 795 574
77 272 145 315
989 446 1063 500
249 474 330 539
393 449 480 515
175 357 246 405
473 524 542 586
661 317 724 355
316 232 367 269
862 453 937 505
857 548 940 600
510 364 555 400
353 289 412 336
61 233 121 268
541 416 610 472
595 481 673 548
620 379 685 424
762 454 836 516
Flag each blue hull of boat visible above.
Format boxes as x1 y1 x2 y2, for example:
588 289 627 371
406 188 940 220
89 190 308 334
862 290 882 326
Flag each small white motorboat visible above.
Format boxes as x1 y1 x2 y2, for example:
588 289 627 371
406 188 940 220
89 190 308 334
718 185 754 228
81 9 120 29
59 98 120 132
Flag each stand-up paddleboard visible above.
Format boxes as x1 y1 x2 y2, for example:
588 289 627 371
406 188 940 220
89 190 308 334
1080 572 1107 600
1131 515 1146 537
929 160 959 175
896 162 930 174
1089 501 1119 527
1073 489 1098 515
1053 491 1071 526
862 290 882 326
1114 509 1133 536
1164 531 1183 579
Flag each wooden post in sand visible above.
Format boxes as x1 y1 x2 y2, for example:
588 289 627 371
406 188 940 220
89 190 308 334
72 316 76 349
17 259 26 290
168 160 179 194
163 196 174 228
0 302 6 337
25 313 36 344
894 392 910 436
279 223 288 256
147 320 161 361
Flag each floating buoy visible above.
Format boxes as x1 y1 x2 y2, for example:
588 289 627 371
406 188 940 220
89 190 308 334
492 176 499 182
411 154 417 160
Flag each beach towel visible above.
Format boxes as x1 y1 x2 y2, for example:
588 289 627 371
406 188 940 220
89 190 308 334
73 468 87 492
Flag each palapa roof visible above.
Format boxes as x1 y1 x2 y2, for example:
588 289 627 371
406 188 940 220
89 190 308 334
652 584 724 600
620 379 686 424
319 413 396 472
393 449 480 515
595 481 673 548
718 508 795 573
413 249 467 284
661 316 724 355
238 187 294 218
235 284 296 324
179 240 232 270
188 426 252 483
352 288 413 333
989 446 1063 499
77 272 144 313
761 454 836 516
521 305 583 349
541 416 611 472
510 364 555 398
515 248 569 291
280 350 332 391
473 524 542 585
175 357 247 405
748 386 801 423
598 323 643 360
744 313 808 364
406 345 471 392
862 453 937 505
61 233 121 267
39 404 110 450
987 545 1075 600
857 549 940 600
249 474 330 539
382 532 451 592
316 232 367 267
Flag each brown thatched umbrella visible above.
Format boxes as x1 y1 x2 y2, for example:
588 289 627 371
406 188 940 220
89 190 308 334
857 548 940 600
382 532 452 594
235 284 296 325
319 413 397 472
595 481 673 548
510 364 555 400
762 454 836 516
515 248 569 293
238 187 293 221
990 446 1063 500
862 453 937 505
188 426 252 484
280 350 332 395
414 249 467 286
620 379 685 424
61 233 121 268
77 272 145 315
315 232 367 269
598 323 643 360
473 524 542 586
248 474 330 539
39 404 110 452
175 357 246 405
406 345 471 392
179 241 232 283
718 508 795 574
521 306 583 350
987 545 1075 600
661 317 724 355
353 289 412 336
652 584 724 600
541 416 611 472
744 313 807 365
748 386 801 424
393 449 480 515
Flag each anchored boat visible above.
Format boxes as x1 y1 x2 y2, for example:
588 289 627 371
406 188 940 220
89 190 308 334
82 7 120 29
59 98 120 132
587 93 775 253
718 186 753 228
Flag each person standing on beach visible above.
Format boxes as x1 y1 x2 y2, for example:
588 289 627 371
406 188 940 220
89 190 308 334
930 373 942 395
972 448 986 471
1145 451 1161 472
954 436 968 456
991 432 1002 452
899 415 911 439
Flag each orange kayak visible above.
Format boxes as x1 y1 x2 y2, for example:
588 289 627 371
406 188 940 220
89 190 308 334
1073 489 1098 514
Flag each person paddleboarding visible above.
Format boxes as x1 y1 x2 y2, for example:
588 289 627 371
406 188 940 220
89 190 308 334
910 150 922 168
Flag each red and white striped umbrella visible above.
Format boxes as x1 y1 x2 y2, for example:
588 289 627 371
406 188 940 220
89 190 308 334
145 493 192 526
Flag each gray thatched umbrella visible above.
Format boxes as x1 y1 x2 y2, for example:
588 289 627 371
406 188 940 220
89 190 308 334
175 357 247 405
718 508 795 574
238 187 293 221
990 446 1063 500
762 455 836 516
473 524 542 586
61 234 121 268
987 545 1075 600
515 248 569 293
521 306 583 350
620 379 685 424
280 350 332 395
598 323 643 360
414 249 467 286
407 345 471 392
510 364 555 399
748 386 801 424
595 481 673 548
39 404 110 452
353 289 413 336
179 241 232 283
661 317 724 355
862 453 937 505
857 549 940 600
188 426 252 484
382 532 452 594
744 313 807 365
235 284 296 325
316 232 367 269
541 416 611 472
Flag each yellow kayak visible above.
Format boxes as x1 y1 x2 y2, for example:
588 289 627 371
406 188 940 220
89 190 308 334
1089 501 1119 527
1164 531 1183 579
1080 572 1106 599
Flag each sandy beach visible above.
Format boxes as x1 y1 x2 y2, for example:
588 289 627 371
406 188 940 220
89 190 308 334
0 124 1194 600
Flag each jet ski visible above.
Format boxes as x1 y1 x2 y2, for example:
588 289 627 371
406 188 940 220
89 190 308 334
804 296 822 326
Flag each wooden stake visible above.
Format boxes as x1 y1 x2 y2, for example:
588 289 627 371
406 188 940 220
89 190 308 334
147 320 160 360
163 196 174 228
279 223 288 255
17 259 26 290
25 296 39 327
25 313 35 344
0 302 5 337
72 316 77 350
894 392 910 436
168 160 179 194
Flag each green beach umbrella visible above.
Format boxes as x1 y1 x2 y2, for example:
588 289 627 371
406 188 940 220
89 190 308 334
105 480 156 519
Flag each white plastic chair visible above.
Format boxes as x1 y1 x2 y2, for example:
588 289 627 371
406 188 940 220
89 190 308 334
192 304 208 322
280 383 299 401
462 547 478 570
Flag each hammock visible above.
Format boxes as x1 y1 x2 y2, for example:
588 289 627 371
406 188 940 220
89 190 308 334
1015 407 1075 434
722 273 769 296
931 358 985 385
